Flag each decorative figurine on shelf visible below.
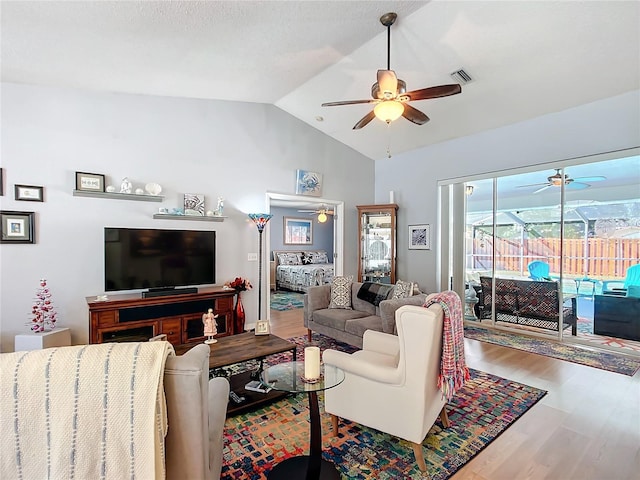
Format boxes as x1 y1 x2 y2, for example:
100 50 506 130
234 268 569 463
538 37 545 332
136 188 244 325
120 177 132 194
202 308 218 344
215 196 224 216
29 279 58 332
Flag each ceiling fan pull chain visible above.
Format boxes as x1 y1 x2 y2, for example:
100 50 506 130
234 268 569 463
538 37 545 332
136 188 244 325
386 123 393 158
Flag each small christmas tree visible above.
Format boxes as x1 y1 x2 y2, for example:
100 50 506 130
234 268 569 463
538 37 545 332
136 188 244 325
31 279 58 332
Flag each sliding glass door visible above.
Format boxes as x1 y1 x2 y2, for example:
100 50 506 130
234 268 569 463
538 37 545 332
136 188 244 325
440 149 640 351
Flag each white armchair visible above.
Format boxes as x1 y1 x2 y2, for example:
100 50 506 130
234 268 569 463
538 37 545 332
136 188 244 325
322 304 449 473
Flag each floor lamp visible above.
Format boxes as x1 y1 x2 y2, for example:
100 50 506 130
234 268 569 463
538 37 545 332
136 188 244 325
248 213 273 322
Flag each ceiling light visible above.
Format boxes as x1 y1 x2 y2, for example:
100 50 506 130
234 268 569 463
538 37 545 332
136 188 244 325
374 100 404 123
317 212 328 223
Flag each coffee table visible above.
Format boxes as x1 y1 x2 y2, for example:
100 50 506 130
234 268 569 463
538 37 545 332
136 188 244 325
176 332 297 416
262 361 345 480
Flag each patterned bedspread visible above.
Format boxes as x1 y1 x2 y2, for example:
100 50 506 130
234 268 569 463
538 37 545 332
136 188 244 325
276 263 334 292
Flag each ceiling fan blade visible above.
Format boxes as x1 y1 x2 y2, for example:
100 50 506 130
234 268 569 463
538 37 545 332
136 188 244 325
404 84 462 101
377 70 398 97
353 110 376 130
402 104 430 125
533 185 553 194
517 182 550 188
573 176 606 182
567 182 591 190
322 99 378 107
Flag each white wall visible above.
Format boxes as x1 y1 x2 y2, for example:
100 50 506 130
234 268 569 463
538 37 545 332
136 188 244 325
0 82 374 351
376 90 640 294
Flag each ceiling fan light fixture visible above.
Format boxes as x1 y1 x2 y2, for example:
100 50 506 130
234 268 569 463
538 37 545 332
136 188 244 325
374 100 404 123
317 212 328 223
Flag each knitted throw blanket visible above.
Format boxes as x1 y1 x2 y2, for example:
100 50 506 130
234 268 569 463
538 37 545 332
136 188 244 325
424 291 470 401
0 341 173 480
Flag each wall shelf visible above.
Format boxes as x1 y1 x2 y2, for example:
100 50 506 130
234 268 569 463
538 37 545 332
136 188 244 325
153 214 226 222
73 190 164 202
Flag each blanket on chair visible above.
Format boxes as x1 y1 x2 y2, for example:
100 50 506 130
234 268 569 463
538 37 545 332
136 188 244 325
424 291 470 401
0 341 173 480
357 282 394 306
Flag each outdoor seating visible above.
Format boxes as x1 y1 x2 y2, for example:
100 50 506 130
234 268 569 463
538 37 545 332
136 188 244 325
527 261 552 281
479 276 577 335
601 264 640 295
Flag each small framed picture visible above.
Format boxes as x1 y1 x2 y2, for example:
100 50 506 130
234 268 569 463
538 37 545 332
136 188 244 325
184 193 205 216
284 217 313 245
75 171 105 192
14 184 44 202
295 170 322 197
255 320 270 336
409 224 431 250
0 168 4 196
1 210 35 244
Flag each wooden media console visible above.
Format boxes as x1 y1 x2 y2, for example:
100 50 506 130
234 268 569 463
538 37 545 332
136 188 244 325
87 287 237 347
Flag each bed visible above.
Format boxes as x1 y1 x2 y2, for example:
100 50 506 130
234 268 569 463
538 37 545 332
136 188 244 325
273 250 334 293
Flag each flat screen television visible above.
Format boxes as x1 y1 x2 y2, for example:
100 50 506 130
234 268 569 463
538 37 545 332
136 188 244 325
105 227 215 292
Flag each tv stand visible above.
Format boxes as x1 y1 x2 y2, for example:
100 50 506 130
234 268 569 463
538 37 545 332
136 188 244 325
142 287 198 298
88 287 237 346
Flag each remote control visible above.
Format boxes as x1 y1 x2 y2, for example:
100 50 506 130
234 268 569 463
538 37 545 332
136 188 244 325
229 391 245 404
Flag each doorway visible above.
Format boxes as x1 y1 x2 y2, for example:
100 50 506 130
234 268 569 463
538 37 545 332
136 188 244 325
265 192 345 320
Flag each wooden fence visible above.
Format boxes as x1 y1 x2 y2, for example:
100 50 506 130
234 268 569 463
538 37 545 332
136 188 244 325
470 238 640 280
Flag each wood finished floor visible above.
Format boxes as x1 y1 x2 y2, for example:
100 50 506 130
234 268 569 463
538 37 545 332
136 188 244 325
270 307 640 480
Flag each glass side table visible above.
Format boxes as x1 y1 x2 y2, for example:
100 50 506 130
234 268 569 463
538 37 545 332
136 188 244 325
261 361 345 480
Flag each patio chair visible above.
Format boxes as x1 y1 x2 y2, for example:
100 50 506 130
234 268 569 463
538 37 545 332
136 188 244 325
602 264 640 295
527 261 552 281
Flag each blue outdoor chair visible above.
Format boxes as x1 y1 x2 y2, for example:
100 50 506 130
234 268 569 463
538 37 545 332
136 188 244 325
528 261 552 281
602 264 640 295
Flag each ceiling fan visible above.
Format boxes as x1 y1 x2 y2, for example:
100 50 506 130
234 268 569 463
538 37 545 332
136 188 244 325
321 12 462 130
518 169 607 194
298 205 334 223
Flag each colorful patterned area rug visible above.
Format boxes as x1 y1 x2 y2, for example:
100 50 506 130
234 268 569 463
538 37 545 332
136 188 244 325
465 326 640 376
269 291 305 311
221 334 547 479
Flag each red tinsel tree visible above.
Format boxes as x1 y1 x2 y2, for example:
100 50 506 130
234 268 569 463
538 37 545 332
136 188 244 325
31 279 58 332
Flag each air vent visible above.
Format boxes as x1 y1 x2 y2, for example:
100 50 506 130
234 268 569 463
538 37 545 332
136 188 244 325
450 68 473 85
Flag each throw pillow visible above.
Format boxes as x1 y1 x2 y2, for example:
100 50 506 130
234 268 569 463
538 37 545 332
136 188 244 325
301 253 313 265
392 280 414 299
310 251 329 264
277 252 302 265
328 275 354 309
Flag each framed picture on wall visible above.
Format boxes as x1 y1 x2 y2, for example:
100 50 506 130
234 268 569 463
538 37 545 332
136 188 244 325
284 217 313 245
408 224 430 250
15 184 44 202
295 170 322 197
1 210 35 244
76 171 105 192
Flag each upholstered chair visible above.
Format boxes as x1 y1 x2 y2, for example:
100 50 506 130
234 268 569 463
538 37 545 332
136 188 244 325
1 343 229 480
322 304 449 473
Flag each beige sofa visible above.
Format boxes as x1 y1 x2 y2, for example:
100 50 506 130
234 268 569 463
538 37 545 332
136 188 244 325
0 343 229 480
304 282 428 347
165 344 230 479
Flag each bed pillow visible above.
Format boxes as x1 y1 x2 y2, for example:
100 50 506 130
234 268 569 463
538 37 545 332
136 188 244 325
328 275 354 309
391 280 415 299
276 252 302 265
311 251 329 264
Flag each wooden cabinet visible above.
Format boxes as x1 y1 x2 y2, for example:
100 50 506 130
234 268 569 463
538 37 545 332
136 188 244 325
87 287 237 347
357 204 398 284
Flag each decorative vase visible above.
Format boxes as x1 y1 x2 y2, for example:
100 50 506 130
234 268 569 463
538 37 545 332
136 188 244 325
234 293 245 334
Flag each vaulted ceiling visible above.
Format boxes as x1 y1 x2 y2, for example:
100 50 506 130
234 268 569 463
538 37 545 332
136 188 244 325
2 1 639 161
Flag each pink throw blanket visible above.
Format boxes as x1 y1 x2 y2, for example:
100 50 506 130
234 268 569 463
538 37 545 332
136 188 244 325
424 291 470 401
